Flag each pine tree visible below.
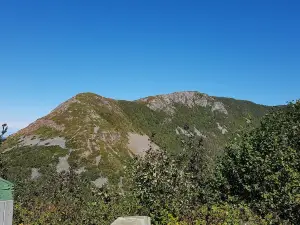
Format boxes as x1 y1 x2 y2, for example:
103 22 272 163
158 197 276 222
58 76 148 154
0 123 8 145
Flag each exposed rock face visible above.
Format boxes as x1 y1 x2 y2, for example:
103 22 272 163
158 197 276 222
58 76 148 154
175 126 207 138
139 91 228 115
17 135 66 148
56 154 70 173
176 126 192 136
217 122 228 134
139 91 208 114
194 127 207 138
92 177 108 188
98 131 121 144
31 168 41 180
212 102 228 115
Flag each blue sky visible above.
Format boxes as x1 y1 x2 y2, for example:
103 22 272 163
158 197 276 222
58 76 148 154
1 0 300 132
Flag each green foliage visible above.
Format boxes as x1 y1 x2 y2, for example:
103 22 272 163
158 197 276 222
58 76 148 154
215 100 300 223
1 146 68 182
119 95 270 160
7 125 274 225
6 146 68 168
128 147 196 222
13 167 138 225
164 203 271 225
126 128 267 224
34 126 61 139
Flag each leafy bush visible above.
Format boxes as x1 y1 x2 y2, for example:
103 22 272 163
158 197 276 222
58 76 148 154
215 100 300 223
165 203 271 225
127 129 270 224
127 131 211 223
14 167 138 225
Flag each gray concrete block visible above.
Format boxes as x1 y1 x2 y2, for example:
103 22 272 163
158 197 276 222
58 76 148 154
111 216 151 225
0 200 13 225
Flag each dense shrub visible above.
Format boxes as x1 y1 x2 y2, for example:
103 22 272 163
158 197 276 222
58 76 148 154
215 100 300 223
126 131 211 223
12 121 276 224
13 168 138 225
127 130 270 224
165 203 271 225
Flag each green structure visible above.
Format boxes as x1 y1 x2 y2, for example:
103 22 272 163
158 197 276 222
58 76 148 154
0 178 13 201
0 178 14 225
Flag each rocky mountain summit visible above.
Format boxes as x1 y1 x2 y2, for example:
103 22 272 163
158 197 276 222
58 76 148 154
139 91 228 114
1 91 271 185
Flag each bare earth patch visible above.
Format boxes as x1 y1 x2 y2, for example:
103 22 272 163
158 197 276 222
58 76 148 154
127 132 159 156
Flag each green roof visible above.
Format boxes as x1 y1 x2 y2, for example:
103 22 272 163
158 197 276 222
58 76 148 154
0 177 14 200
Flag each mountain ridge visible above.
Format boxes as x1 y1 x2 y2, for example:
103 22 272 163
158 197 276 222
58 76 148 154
13 90 267 137
1 90 274 185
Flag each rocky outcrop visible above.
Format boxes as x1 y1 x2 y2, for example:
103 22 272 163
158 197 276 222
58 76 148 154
17 135 66 148
92 177 108 188
212 101 228 115
56 154 70 173
217 122 228 134
139 91 228 115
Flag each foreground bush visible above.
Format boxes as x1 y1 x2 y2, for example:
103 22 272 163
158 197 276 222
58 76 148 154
127 132 215 223
13 168 138 225
127 132 270 224
215 101 300 223
165 203 272 225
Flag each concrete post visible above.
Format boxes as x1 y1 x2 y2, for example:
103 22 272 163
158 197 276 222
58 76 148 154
111 216 151 225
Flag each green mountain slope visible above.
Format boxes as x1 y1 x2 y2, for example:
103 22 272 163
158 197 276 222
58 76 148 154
1 91 272 185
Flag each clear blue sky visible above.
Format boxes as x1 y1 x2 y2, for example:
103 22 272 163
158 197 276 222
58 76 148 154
1 0 300 132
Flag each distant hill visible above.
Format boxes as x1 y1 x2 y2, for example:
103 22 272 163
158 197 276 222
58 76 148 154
1 91 273 185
